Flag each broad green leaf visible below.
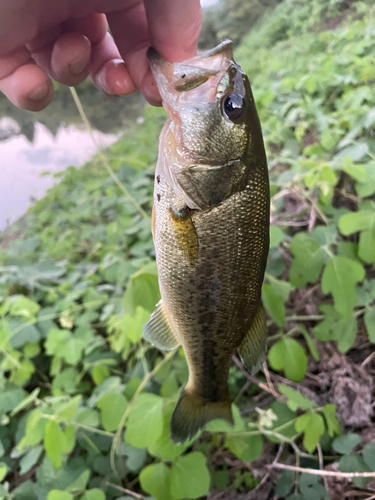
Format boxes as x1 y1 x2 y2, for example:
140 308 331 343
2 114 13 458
268 338 307 382
148 401 189 460
97 393 128 432
313 306 357 352
358 230 375 264
364 308 375 343
321 256 365 316
278 384 314 412
269 226 284 248
9 296 40 319
18 409 46 450
81 489 105 500
342 164 366 182
91 365 110 385
47 491 73 500
262 284 285 327
333 143 368 163
0 463 8 482
338 211 375 235
0 385 25 414
140 462 173 500
122 272 160 315
125 393 164 449
123 306 150 344
322 404 341 437
225 434 263 463
289 234 325 287
20 446 43 475
339 454 370 488
170 452 210 500
362 442 375 471
295 413 325 452
332 433 361 454
43 421 74 469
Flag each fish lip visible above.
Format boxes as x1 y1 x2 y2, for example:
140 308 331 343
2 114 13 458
191 39 234 61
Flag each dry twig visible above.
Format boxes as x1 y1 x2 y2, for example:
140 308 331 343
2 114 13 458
269 463 375 478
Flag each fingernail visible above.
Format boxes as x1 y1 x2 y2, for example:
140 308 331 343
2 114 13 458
69 51 89 75
28 82 49 102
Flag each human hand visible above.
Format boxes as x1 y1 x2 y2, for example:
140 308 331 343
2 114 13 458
0 0 202 111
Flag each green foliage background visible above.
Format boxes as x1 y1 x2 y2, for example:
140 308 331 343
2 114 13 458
1 0 375 498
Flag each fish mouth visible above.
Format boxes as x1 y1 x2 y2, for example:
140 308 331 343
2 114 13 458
147 40 234 103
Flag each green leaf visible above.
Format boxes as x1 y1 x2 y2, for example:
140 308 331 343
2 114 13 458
333 433 361 454
122 272 160 315
148 401 189 460
47 491 73 500
358 230 375 264
262 284 285 327
91 365 110 385
342 164 367 182
43 421 75 469
125 393 164 449
97 393 128 432
364 308 375 343
295 413 325 452
278 384 314 412
313 305 357 352
289 234 325 287
19 446 43 475
9 296 40 318
321 256 365 316
299 325 319 361
362 442 375 471
339 211 375 235
225 434 263 463
339 454 370 488
140 462 173 500
123 306 150 344
269 226 284 248
170 452 210 500
0 463 8 482
322 405 341 438
0 385 24 414
81 489 106 500
268 338 307 382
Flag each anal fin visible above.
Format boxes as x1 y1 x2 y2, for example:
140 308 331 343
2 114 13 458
238 302 267 374
143 300 179 351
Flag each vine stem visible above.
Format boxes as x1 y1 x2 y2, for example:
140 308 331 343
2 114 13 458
105 482 144 499
69 87 150 221
269 463 375 478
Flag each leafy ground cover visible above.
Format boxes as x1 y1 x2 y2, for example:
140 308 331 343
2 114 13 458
1 0 375 498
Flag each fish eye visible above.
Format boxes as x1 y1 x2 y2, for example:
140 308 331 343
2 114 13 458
222 93 245 122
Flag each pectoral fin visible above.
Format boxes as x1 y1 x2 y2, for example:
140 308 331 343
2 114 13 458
238 303 267 374
170 203 199 266
143 301 179 351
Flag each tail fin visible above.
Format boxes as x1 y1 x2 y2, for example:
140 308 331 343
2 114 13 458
170 389 233 444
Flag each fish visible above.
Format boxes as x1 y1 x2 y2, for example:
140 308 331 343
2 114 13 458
143 40 270 444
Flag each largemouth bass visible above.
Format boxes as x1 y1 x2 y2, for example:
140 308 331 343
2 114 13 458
143 40 270 443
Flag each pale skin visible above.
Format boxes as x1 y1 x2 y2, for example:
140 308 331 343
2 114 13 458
0 0 202 111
